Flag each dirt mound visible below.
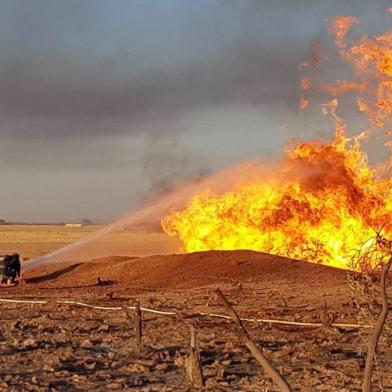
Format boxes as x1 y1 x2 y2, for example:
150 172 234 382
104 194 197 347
23 250 345 292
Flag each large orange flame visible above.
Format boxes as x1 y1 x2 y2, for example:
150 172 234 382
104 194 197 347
161 13 392 270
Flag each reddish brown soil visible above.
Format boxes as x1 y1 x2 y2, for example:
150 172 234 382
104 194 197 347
1 250 391 391
23 250 345 292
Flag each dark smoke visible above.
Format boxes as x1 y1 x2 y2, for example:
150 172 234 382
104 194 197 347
142 134 211 196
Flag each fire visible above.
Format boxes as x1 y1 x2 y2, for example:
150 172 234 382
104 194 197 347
329 16 359 49
162 118 391 270
327 14 392 129
161 13 392 270
301 78 311 91
299 96 309 110
319 81 368 97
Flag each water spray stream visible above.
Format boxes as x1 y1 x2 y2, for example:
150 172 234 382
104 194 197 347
25 162 258 271
26 204 161 270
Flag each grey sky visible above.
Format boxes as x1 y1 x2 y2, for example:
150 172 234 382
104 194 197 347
0 0 390 221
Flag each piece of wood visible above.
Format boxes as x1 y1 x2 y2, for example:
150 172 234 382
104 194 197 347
321 302 335 327
187 325 203 388
362 259 391 392
134 299 142 353
215 288 292 392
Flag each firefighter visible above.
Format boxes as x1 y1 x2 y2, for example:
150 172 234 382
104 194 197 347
0 253 21 285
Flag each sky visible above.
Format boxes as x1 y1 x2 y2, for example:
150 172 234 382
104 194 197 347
0 0 390 222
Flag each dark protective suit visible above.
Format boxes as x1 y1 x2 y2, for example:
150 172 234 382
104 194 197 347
0 253 21 284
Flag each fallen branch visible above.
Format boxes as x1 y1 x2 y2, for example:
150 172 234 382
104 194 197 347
362 259 391 392
278 298 308 309
0 298 47 304
197 311 370 329
215 288 292 392
59 300 122 310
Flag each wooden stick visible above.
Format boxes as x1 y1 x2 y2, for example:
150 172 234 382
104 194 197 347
321 301 334 328
362 259 391 392
215 289 292 392
190 325 197 348
134 299 142 353
187 325 204 388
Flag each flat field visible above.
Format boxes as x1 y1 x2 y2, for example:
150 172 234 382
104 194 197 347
0 225 98 260
0 224 180 261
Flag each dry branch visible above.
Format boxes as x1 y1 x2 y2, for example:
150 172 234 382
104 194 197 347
215 288 292 392
362 259 391 392
134 299 143 353
187 325 204 388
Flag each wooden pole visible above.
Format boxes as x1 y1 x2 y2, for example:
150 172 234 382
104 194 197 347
215 289 292 392
321 301 334 328
135 299 142 353
362 259 391 392
187 325 204 388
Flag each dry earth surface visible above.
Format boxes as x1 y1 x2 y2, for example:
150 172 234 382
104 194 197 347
0 226 391 391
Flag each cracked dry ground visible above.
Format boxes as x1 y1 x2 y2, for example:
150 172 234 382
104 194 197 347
0 251 391 391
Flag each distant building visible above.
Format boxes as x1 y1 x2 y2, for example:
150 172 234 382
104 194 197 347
64 223 82 227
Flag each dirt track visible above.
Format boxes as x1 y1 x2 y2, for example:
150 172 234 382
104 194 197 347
1 250 391 391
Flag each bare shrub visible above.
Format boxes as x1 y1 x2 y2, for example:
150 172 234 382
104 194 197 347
347 231 392 391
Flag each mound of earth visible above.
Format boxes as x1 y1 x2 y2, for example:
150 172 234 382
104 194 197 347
21 250 345 294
